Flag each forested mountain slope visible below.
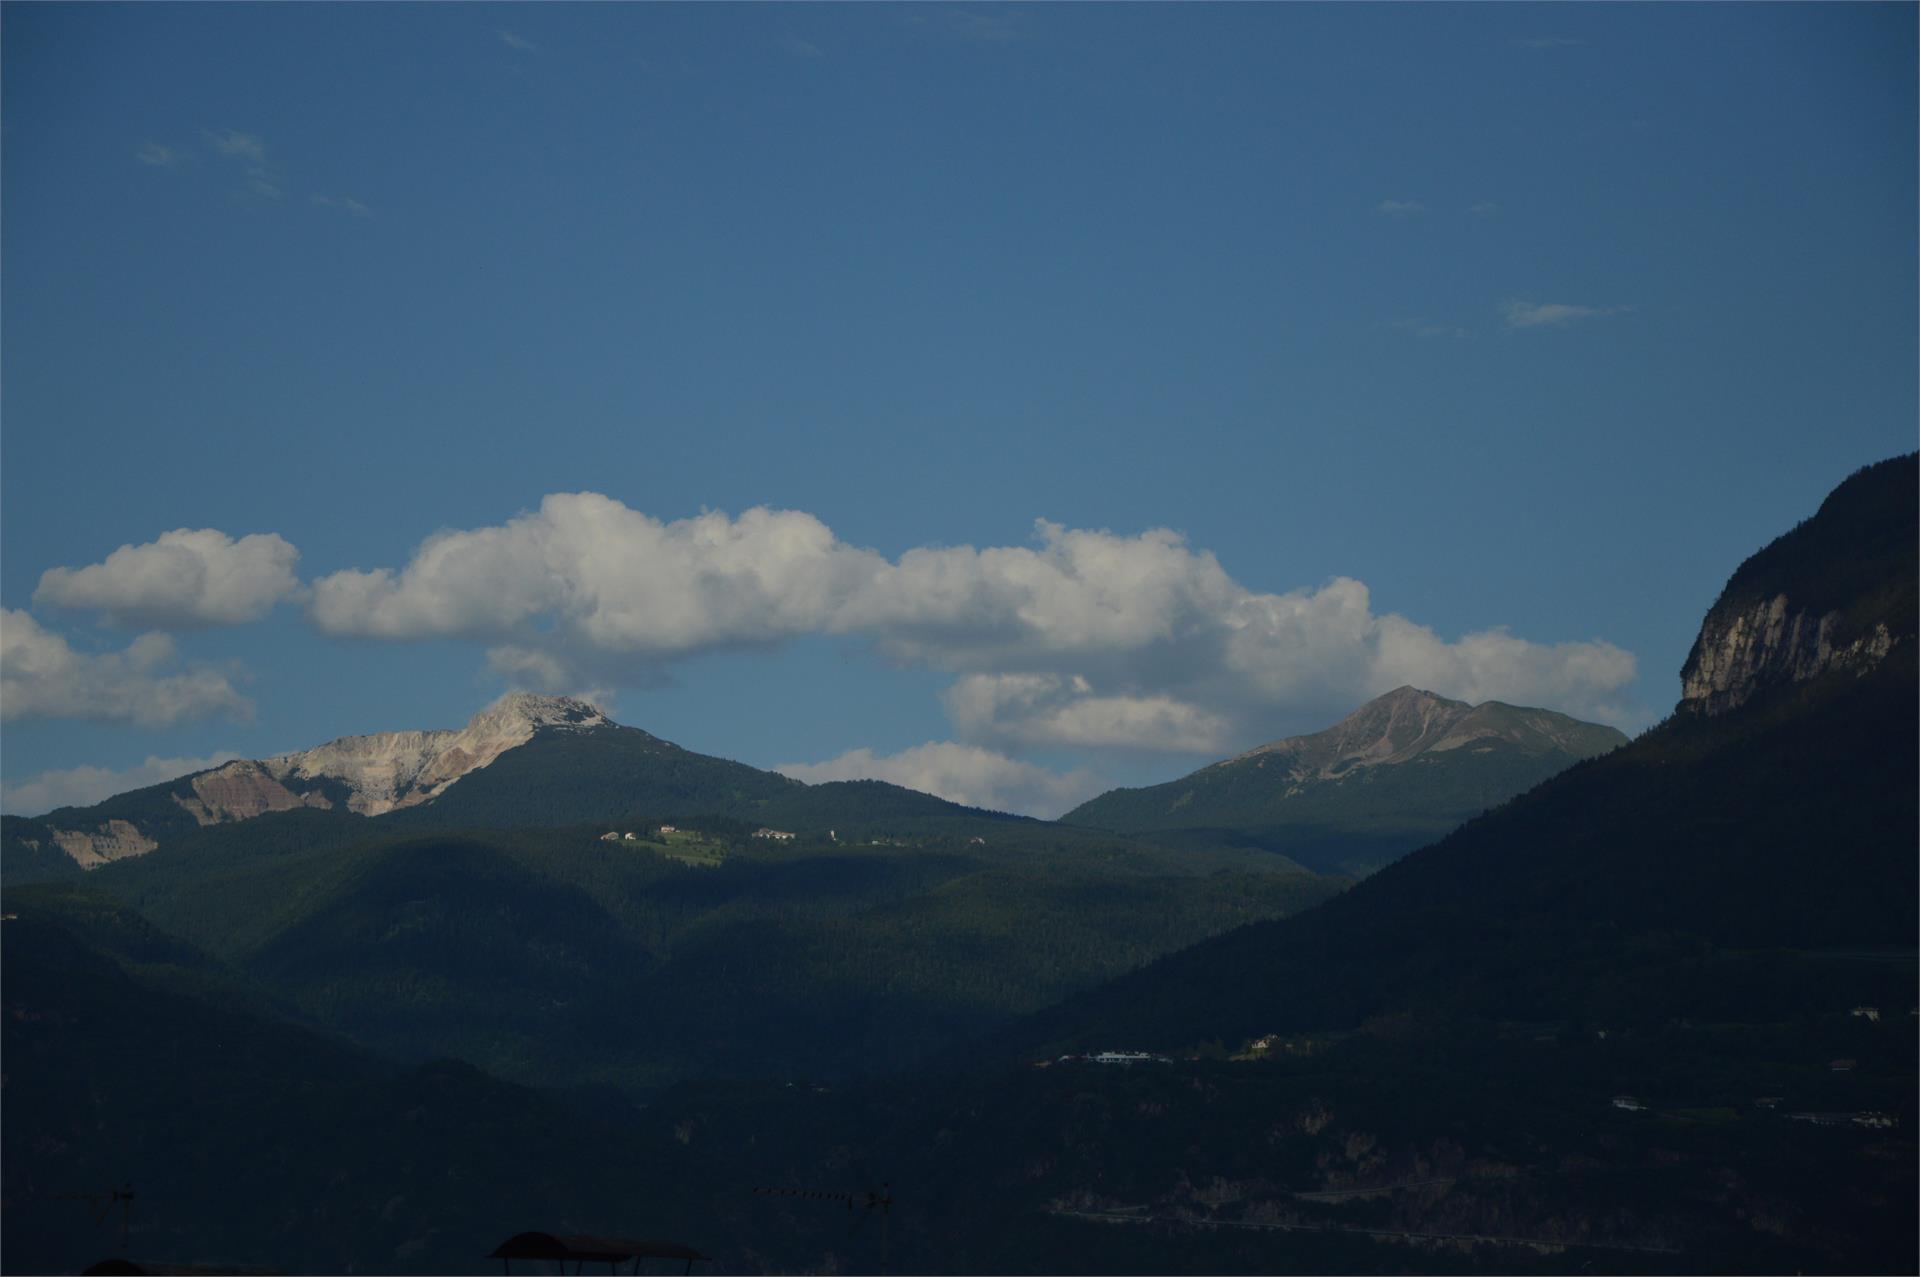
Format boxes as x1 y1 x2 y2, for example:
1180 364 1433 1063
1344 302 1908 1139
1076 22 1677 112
53 817 1339 1092
2 696 1067 884
1064 688 1626 875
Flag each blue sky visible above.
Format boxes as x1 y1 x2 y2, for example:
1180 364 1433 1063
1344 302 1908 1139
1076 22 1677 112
3 3 1914 818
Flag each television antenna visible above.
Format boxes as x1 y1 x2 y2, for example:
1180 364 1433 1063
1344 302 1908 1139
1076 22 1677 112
752 1181 892 1274
57 1183 136 1250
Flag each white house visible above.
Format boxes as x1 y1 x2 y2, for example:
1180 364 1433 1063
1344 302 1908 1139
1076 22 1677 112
753 828 797 841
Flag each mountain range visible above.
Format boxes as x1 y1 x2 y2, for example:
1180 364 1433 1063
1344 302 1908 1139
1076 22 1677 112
2 454 1913 1276
3 685 1626 884
0 693 1026 882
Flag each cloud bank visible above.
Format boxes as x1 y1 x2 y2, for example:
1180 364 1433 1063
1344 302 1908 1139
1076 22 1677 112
943 674 1233 754
305 494 1638 747
7 498 1640 819
0 609 252 727
36 528 301 628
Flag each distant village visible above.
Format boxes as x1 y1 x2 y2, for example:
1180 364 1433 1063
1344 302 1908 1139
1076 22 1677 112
1042 1051 1175 1068
1605 1004 1904 1132
594 826 990 849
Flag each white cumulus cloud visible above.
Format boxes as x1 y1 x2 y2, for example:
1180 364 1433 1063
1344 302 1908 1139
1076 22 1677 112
777 742 1102 819
1 751 243 817
310 497 881 650
943 674 1232 754
299 494 1640 746
35 528 301 628
0 609 252 727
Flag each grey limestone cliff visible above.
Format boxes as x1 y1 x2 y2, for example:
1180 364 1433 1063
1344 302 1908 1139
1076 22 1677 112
1679 595 1896 716
1676 455 1914 717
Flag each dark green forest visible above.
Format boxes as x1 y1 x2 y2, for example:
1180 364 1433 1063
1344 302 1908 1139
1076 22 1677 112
22 817 1341 1092
1062 736 1610 876
7 886 1911 1276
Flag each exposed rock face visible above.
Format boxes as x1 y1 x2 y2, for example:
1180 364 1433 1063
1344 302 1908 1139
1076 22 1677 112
1676 454 1914 718
265 692 610 816
48 819 159 868
1679 594 1896 717
174 759 335 825
1226 686 1626 781
35 693 614 869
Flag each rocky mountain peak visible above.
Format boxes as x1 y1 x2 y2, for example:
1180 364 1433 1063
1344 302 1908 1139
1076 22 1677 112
467 692 611 735
1226 687 1624 780
1061 687 1628 876
17 688 652 869
256 693 613 818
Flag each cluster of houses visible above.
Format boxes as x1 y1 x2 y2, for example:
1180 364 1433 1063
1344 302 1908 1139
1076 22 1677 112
1790 1111 1896 1129
592 825 977 847
1613 1093 1900 1131
1242 1032 1326 1058
727 829 986 847
598 825 698 844
1050 1051 1173 1067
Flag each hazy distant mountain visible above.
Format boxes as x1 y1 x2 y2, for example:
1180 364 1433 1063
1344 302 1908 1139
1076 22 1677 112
1063 688 1627 874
